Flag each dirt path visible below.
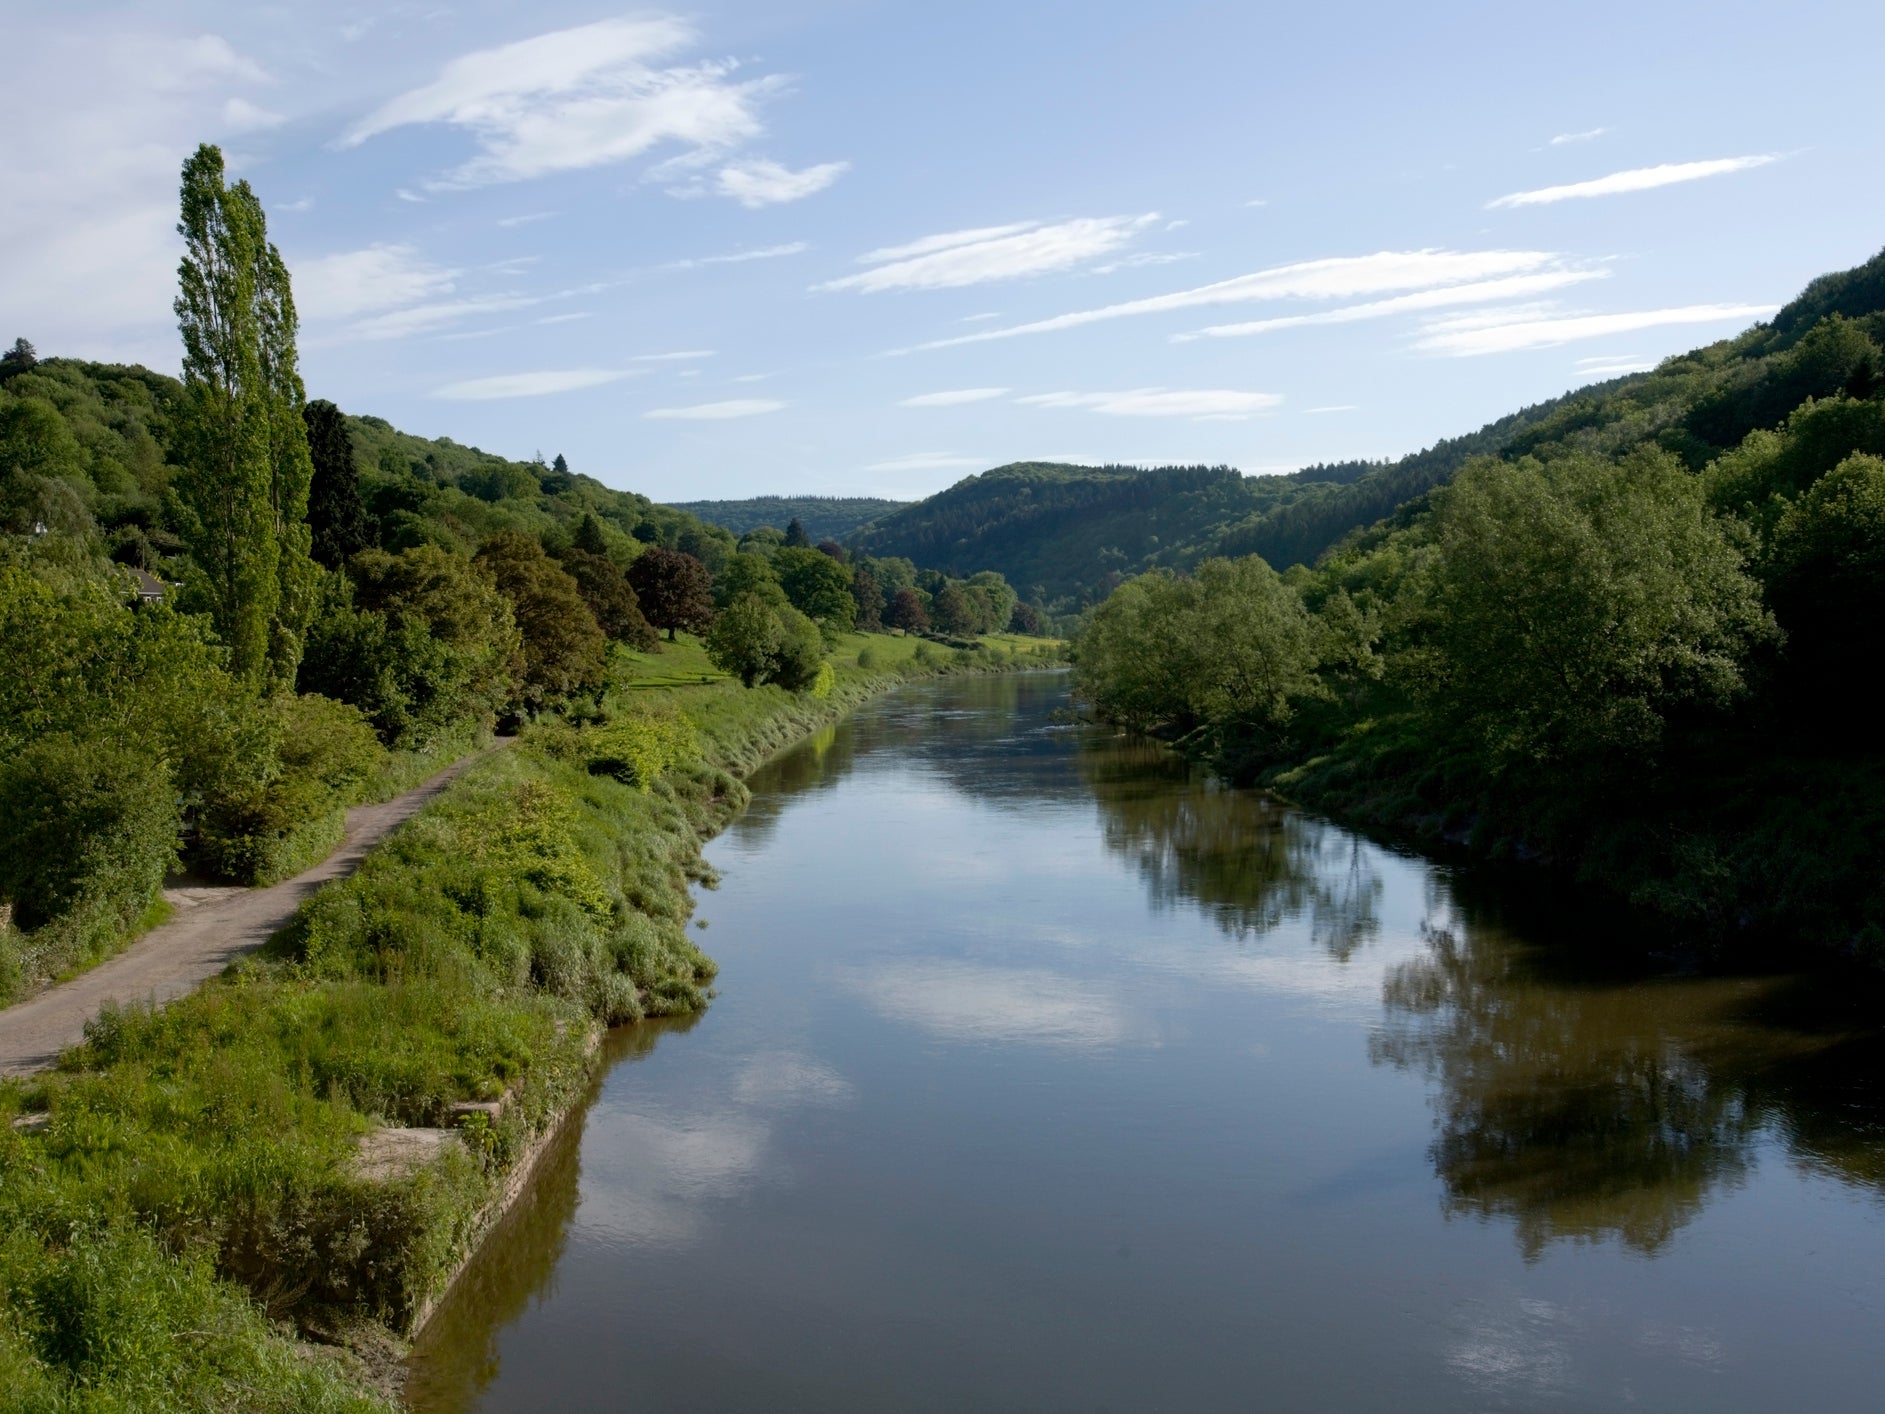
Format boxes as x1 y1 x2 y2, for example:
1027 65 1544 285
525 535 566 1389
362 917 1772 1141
0 744 508 1077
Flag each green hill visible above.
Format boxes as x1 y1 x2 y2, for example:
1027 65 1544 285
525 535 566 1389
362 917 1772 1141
1068 243 1885 957
0 354 737 572
666 494 909 541
851 245 1885 612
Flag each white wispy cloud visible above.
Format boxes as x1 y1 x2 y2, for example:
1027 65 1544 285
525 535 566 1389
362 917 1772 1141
818 214 1160 293
434 368 632 399
1017 388 1283 420
899 388 1010 407
346 294 542 341
1092 250 1198 275
221 97 283 133
665 241 809 271
290 244 460 320
534 312 594 325
496 211 556 227
1306 404 1357 413
866 452 988 472
644 399 786 420
1549 127 1609 145
714 157 849 207
1416 302 1778 356
1575 356 1655 378
1488 155 1777 208
903 248 1567 351
341 17 784 191
635 349 715 362
1177 268 1606 341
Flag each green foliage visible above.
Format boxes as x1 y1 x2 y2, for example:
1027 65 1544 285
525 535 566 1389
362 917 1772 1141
0 733 176 934
172 143 315 690
773 545 856 632
1074 558 1321 740
304 399 369 569
196 695 384 885
558 547 657 649
474 531 606 713
705 592 826 690
301 547 518 747
1425 451 1771 765
712 549 789 610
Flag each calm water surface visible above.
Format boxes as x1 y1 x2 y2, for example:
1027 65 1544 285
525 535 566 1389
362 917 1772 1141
408 673 1885 1412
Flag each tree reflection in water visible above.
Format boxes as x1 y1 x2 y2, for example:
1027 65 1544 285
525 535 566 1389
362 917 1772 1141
1372 907 1885 1260
1081 734 1382 958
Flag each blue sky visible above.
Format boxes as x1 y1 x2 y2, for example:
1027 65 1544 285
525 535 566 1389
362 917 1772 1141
5 1 1883 502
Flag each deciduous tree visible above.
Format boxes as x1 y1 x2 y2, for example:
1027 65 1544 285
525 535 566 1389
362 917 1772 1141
627 545 713 640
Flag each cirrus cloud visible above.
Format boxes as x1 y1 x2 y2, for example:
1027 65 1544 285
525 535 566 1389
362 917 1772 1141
818 214 1160 293
903 248 1570 351
1488 155 1777 209
898 387 1010 407
644 398 786 419
865 452 988 472
1415 302 1778 356
434 368 633 399
1017 388 1282 420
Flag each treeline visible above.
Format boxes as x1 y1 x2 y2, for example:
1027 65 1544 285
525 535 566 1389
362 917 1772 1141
1073 245 1885 959
665 494 909 541
0 147 1044 1005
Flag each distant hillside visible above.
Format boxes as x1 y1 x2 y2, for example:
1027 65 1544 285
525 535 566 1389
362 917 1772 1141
850 244 1885 611
667 495 909 541
0 356 736 570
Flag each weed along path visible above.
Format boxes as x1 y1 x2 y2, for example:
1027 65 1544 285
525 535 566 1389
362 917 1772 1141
0 742 510 1077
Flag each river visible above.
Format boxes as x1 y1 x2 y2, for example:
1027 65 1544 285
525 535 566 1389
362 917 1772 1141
407 671 1885 1411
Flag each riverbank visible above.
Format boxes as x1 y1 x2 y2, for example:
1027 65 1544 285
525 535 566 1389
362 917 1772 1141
0 631 1061 1411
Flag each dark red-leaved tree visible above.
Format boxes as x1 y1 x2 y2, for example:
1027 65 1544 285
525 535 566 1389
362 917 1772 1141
886 586 929 632
627 546 714 640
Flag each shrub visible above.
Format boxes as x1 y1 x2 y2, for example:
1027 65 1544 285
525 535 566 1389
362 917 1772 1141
0 732 176 934
197 695 383 885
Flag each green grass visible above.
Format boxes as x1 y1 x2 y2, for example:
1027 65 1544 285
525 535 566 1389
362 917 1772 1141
0 631 1051 1407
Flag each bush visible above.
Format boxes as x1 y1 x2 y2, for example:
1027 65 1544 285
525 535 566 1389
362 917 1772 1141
705 593 826 691
0 732 177 934
197 695 383 885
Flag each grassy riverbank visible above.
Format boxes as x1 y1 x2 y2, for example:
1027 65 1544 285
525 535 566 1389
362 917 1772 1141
0 633 1059 1410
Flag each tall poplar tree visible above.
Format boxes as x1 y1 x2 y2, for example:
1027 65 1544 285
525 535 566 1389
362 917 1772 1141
173 143 316 687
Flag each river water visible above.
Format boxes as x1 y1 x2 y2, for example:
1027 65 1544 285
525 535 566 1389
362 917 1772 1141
407 672 1885 1412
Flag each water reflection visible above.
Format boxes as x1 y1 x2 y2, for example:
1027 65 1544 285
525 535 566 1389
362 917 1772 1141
404 1018 699 1412
407 675 1885 1411
1080 735 1381 957
1372 908 1885 1259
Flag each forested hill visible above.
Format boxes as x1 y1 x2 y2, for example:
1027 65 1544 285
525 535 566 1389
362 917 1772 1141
1070 242 1885 957
0 355 737 570
844 422 1593 611
850 244 1885 612
667 494 908 540
848 462 1298 608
